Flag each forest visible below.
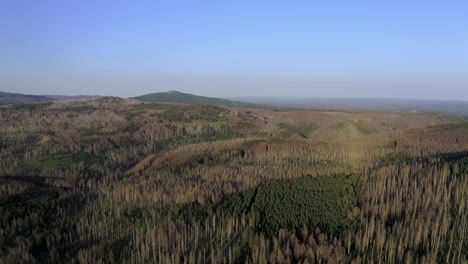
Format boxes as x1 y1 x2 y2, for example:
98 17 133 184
0 97 467 263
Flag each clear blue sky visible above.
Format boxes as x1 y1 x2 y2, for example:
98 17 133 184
1 0 467 100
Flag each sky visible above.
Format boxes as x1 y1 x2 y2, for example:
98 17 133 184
1 0 467 100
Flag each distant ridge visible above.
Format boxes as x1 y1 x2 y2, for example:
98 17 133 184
0 91 101 105
0 91 51 104
132 90 254 107
231 96 468 115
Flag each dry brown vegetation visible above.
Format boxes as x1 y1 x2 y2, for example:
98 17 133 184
0 98 467 263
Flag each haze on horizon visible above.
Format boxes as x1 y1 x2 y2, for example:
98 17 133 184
1 1 467 101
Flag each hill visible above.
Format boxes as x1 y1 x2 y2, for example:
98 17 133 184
0 91 100 105
132 90 255 107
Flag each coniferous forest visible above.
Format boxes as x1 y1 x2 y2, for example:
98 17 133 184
1 98 467 263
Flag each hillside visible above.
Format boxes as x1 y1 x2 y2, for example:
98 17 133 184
0 99 467 263
0 91 100 105
132 90 254 107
